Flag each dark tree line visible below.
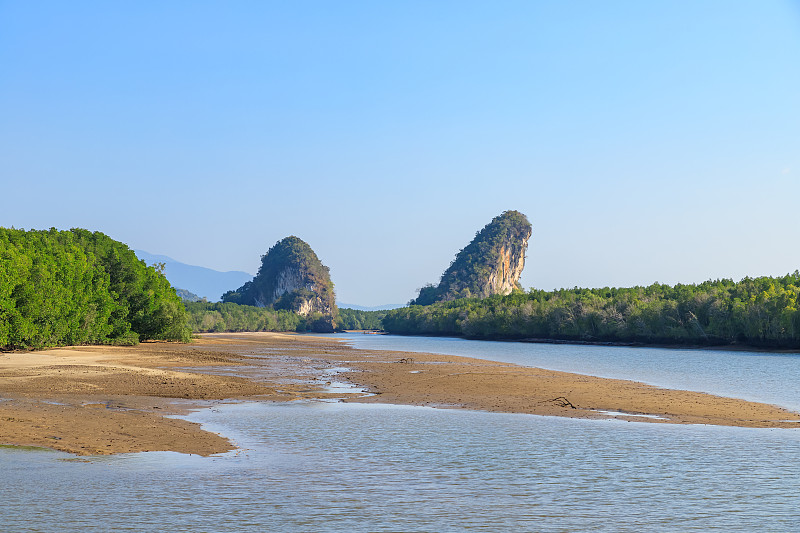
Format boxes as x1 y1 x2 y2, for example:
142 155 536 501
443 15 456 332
184 302 385 333
184 301 303 332
0 228 191 349
336 308 386 330
384 273 800 348
9 227 798 351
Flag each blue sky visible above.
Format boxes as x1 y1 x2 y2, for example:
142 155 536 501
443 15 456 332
2 1 799 305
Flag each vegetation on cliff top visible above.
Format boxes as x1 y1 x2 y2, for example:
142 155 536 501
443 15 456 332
385 273 800 348
0 228 191 349
412 210 532 306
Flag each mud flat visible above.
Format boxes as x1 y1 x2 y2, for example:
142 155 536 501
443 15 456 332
1 332 798 456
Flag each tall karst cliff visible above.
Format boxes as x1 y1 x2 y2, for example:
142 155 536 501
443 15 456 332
222 236 337 331
412 210 532 305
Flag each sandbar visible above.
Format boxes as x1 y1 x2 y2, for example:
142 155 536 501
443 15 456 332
0 332 798 456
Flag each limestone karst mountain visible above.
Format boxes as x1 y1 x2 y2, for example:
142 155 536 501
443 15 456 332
411 210 532 305
222 236 337 331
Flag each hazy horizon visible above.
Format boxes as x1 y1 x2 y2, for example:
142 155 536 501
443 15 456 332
3 2 798 306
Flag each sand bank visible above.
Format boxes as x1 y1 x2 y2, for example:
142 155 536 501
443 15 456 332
1 332 798 456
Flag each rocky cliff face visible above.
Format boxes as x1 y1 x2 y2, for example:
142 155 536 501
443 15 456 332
482 240 527 297
222 236 337 331
412 210 532 305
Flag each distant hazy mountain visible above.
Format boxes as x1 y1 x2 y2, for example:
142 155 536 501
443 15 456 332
337 303 404 311
134 250 253 302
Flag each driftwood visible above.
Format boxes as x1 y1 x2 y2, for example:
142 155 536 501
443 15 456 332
544 396 576 409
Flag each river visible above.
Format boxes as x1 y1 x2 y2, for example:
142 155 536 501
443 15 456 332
3 334 800 532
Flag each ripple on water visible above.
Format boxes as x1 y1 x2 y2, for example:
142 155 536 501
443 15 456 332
4 400 800 532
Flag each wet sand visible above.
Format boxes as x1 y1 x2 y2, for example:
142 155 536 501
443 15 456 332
1 332 798 456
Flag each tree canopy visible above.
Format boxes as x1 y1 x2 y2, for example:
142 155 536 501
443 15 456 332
386 273 800 349
184 302 385 333
0 227 191 349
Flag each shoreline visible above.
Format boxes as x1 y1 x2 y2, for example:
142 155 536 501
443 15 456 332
1 332 799 456
376 331 800 353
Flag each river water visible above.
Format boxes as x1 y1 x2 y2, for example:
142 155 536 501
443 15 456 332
337 334 800 411
3 335 800 532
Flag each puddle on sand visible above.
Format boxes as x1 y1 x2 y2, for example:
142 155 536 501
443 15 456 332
317 367 371 396
593 409 669 420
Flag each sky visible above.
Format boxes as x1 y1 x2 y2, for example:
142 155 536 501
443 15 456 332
2 1 799 306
